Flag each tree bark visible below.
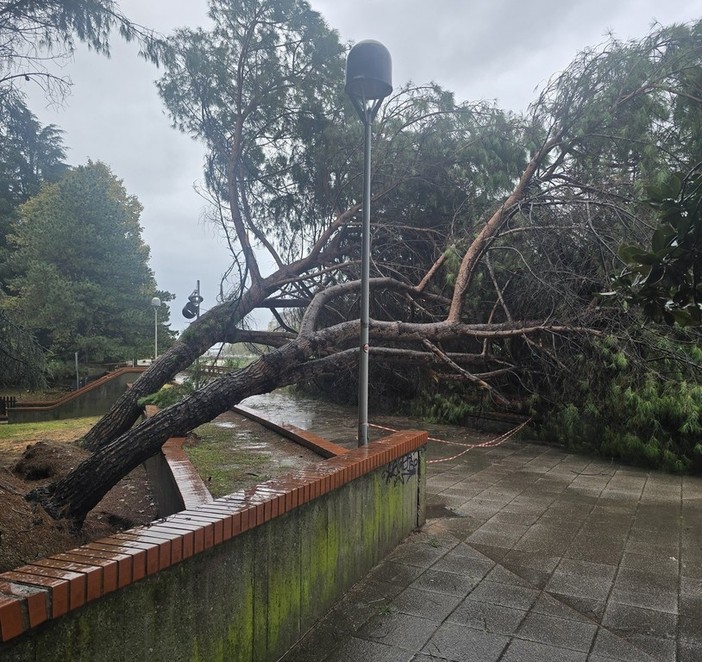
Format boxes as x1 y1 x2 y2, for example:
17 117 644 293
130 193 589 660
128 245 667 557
34 313 605 525
30 321 359 524
80 296 251 450
80 270 287 450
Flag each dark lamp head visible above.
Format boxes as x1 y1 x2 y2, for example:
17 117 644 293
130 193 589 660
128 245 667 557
345 40 392 101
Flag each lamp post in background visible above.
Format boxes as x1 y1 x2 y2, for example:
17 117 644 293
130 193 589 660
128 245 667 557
345 40 392 447
151 296 161 362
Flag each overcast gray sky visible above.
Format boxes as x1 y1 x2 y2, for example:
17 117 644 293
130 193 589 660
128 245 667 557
23 0 702 332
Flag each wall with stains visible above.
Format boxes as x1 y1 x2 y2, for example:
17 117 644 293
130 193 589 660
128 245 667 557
0 430 427 662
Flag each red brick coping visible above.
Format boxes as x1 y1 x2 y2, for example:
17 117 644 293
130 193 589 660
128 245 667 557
154 406 350 512
160 437 214 509
0 429 427 642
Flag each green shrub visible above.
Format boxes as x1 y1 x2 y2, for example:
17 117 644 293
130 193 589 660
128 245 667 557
139 382 192 408
416 389 492 426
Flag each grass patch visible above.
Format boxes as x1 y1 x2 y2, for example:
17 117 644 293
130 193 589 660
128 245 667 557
184 423 271 498
0 417 100 443
0 416 100 458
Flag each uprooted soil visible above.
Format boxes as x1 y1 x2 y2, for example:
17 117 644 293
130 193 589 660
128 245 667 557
0 439 158 573
0 411 327 574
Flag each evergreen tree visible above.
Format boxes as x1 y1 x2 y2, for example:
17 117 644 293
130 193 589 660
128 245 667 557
6 161 173 368
0 97 68 278
32 16 702 524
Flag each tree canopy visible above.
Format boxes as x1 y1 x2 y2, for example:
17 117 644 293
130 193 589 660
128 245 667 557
24 7 702 524
0 0 171 383
157 0 346 293
6 161 173 367
0 0 167 102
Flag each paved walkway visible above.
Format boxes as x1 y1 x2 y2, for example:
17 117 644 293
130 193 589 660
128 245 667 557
281 438 702 661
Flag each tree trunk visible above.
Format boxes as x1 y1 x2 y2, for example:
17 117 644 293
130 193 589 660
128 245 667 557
80 284 267 451
30 322 357 524
32 314 605 526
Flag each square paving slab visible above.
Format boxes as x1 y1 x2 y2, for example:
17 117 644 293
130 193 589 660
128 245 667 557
281 438 702 662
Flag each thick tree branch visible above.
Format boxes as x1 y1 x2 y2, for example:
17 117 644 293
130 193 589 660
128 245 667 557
422 339 512 406
448 130 564 322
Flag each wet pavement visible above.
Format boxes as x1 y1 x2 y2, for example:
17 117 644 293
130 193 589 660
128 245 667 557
240 392 391 451
281 437 702 662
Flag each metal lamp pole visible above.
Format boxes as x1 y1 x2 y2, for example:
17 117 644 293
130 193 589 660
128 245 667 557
151 296 161 362
345 40 392 446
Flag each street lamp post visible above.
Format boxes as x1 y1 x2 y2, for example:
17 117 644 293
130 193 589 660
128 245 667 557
151 296 161 362
345 40 392 447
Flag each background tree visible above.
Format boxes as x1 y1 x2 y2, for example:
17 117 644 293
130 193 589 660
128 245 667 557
0 302 45 388
6 161 174 372
0 99 68 282
0 105 69 386
0 0 166 101
0 101 68 223
29 13 702 524
0 0 169 384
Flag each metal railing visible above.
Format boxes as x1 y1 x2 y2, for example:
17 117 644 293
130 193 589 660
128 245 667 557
0 396 17 419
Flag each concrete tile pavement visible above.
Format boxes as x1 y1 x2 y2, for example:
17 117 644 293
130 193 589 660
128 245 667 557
281 439 702 661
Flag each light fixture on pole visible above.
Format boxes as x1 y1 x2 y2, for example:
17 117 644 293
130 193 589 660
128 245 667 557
345 40 392 446
151 296 161 362
182 280 203 320
181 280 204 387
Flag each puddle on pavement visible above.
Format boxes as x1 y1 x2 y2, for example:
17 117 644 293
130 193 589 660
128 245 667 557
184 406 327 496
211 411 321 467
426 504 462 519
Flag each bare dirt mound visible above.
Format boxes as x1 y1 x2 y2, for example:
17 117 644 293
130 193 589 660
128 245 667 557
0 440 158 573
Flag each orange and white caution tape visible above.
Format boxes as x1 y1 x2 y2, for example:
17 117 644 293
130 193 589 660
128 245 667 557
369 418 531 464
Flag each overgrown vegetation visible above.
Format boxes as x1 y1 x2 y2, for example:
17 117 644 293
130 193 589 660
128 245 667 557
530 335 702 472
16 5 702 525
184 424 270 498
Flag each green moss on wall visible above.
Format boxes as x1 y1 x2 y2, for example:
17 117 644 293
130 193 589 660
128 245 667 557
1 447 426 662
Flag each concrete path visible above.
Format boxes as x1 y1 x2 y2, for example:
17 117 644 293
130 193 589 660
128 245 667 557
281 438 702 661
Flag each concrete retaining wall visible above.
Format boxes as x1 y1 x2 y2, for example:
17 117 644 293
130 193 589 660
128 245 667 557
0 430 427 662
8 367 146 423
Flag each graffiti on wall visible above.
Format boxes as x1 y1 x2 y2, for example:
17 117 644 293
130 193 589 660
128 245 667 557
383 452 418 486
